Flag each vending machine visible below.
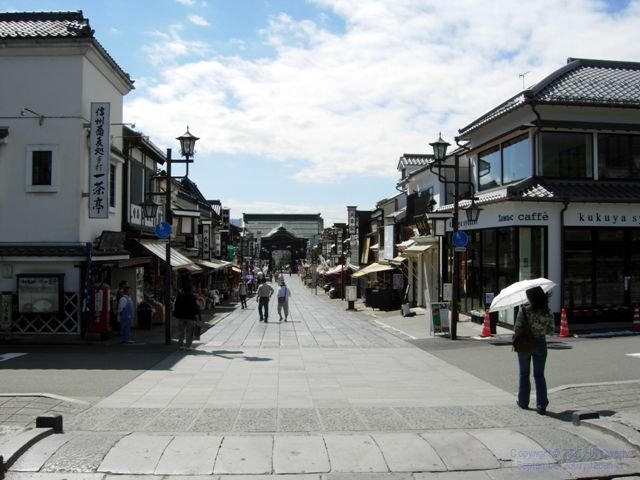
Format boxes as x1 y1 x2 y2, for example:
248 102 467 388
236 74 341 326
89 283 111 335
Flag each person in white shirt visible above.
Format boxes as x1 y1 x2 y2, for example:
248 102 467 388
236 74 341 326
276 281 291 321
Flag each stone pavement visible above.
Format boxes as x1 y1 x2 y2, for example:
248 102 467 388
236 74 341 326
1 278 640 479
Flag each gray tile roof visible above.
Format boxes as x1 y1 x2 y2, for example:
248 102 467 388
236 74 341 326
0 11 133 87
459 57 640 136
0 11 93 38
507 178 640 202
398 153 432 168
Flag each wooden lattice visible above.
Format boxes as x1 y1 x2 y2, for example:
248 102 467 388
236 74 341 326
12 292 80 335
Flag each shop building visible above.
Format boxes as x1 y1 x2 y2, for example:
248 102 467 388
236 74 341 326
425 57 640 331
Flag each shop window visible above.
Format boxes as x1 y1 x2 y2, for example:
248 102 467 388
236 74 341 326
26 145 58 192
497 228 517 291
109 164 116 208
539 132 593 178
478 135 530 191
478 146 500 190
595 230 625 306
481 230 497 297
502 135 530 184
130 161 144 204
598 133 640 179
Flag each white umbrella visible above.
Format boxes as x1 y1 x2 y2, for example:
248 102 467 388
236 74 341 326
489 278 556 312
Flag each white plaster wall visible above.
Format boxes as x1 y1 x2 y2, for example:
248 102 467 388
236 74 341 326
0 47 128 244
0 261 82 293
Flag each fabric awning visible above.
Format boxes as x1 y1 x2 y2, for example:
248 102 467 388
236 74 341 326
324 265 350 276
390 256 408 265
403 244 434 255
396 239 415 250
138 239 201 270
351 262 395 278
196 259 232 271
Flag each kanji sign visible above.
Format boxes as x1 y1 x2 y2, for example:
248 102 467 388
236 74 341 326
89 103 110 218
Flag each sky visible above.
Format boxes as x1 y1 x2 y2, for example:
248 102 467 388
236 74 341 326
3 0 640 225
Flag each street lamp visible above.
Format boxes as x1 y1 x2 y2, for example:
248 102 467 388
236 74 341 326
428 133 481 340
142 127 199 345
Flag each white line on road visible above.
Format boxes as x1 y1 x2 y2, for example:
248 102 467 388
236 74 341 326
0 353 28 362
625 353 640 358
373 320 417 340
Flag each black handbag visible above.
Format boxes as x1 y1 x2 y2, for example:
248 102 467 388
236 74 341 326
512 308 536 352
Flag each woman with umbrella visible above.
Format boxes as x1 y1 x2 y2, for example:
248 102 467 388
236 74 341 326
514 286 555 415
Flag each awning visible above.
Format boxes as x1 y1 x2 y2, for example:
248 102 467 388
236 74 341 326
385 207 406 222
404 244 434 255
396 239 415 250
324 265 350 276
370 243 379 251
232 266 242 273
352 262 395 278
138 239 201 270
196 259 232 271
390 256 408 265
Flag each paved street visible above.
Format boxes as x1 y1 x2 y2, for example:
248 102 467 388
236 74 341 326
1 278 640 479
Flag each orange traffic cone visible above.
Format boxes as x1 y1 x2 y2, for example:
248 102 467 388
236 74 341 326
480 309 492 337
632 305 640 332
559 308 571 337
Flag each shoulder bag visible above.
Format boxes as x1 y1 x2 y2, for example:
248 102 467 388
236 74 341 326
512 308 536 352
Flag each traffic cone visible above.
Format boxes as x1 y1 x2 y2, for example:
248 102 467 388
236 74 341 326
632 305 640 332
559 308 571 337
480 309 492 337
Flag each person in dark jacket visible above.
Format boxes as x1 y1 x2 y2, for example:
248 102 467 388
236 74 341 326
514 286 554 415
174 283 200 351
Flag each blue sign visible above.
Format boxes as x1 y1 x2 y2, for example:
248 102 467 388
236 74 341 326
452 230 469 248
155 221 172 239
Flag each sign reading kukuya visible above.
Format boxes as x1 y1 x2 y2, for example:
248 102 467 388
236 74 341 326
89 103 110 218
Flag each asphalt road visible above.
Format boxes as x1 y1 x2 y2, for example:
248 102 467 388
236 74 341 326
0 342 174 404
409 333 640 394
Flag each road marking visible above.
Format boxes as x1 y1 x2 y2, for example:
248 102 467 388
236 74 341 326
373 320 417 340
625 353 640 358
0 353 28 362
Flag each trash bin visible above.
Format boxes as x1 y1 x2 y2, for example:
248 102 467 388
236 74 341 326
137 302 153 330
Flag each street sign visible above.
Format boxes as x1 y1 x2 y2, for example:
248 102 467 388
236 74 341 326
155 221 171 239
452 231 469 248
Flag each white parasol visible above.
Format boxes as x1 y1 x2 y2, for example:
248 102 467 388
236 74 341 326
489 278 556 312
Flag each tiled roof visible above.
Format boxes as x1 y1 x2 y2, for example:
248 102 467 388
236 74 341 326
0 11 133 87
0 11 93 39
459 58 640 136
509 179 640 202
399 153 432 167
0 244 86 257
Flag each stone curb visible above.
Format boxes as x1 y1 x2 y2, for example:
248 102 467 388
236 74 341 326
0 427 52 474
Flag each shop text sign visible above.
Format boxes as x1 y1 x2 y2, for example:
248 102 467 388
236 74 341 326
497 212 549 223
567 204 640 226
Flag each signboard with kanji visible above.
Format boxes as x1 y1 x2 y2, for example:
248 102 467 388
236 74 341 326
89 103 110 218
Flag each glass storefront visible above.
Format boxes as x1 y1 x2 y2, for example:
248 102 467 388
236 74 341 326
458 226 547 317
564 228 640 323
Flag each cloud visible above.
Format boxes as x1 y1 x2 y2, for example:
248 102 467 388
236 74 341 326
141 24 210 66
127 0 640 187
188 14 209 27
176 0 195 5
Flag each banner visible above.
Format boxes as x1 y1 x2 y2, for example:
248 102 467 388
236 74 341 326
88 103 110 218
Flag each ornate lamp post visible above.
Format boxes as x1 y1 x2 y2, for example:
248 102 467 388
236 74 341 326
428 133 481 340
142 127 199 345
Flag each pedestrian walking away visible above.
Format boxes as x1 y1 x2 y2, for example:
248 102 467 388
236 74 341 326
239 280 248 309
256 277 274 322
173 282 201 351
276 280 291 321
514 286 555 415
117 286 134 344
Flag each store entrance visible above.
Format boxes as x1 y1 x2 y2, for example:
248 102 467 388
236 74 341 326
564 228 640 324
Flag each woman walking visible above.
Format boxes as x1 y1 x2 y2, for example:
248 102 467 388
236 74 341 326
514 286 554 415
